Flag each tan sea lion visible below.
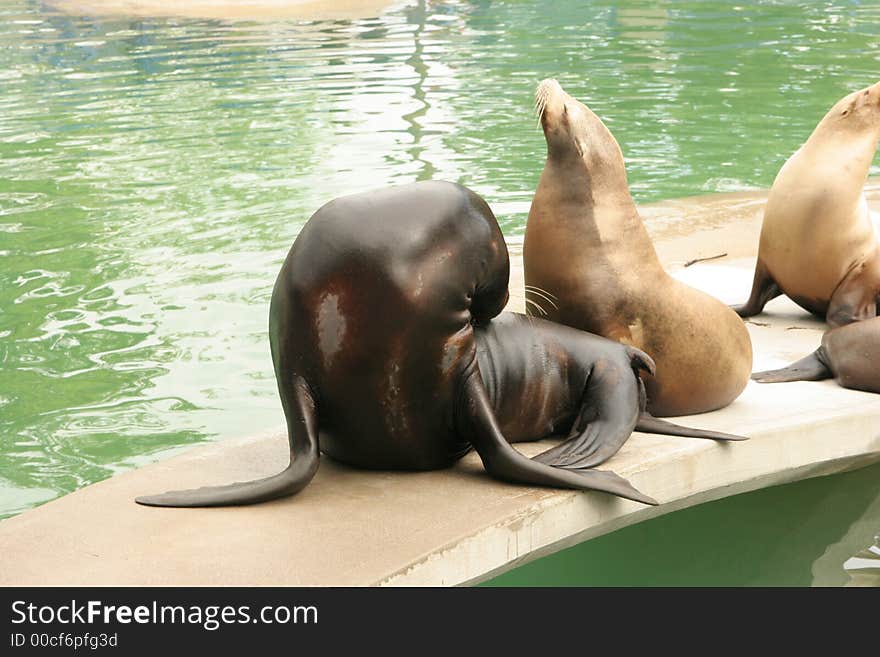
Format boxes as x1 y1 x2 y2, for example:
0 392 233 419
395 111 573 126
752 316 880 393
734 81 880 328
523 79 752 417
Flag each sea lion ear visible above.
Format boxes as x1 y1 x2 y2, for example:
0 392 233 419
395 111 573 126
626 346 656 377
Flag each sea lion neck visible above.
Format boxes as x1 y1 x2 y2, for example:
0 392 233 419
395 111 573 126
795 126 879 193
535 156 643 235
807 106 880 164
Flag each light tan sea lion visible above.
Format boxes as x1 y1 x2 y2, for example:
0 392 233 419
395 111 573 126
734 81 880 328
523 79 752 417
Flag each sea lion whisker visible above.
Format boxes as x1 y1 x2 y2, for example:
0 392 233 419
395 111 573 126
534 99 545 126
524 286 559 310
524 293 558 312
525 298 547 316
524 284 559 301
524 284 558 298
524 298 547 316
534 86 549 124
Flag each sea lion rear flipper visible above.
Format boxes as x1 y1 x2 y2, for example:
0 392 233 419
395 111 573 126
460 371 657 506
732 259 781 318
635 413 747 441
751 349 831 384
135 376 320 507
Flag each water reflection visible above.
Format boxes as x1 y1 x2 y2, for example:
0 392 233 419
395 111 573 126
485 461 880 587
1 0 880 527
844 533 880 587
811 481 880 586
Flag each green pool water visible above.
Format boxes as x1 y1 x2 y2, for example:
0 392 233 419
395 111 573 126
1 0 879 584
485 461 880 587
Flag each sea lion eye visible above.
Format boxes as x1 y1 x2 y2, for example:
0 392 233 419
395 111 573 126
841 108 850 117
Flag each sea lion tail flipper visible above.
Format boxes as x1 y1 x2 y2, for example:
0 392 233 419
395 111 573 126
135 376 320 508
732 260 780 318
635 413 748 442
461 372 657 506
751 349 832 384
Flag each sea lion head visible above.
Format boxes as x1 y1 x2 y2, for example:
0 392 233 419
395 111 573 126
820 80 880 135
534 78 625 169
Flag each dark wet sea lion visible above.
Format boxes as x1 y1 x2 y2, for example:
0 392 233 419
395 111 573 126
137 181 655 507
523 79 752 417
752 317 880 393
734 81 880 328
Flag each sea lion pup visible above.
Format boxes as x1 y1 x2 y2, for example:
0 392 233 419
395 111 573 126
752 317 880 393
137 181 660 507
734 81 880 328
524 79 753 417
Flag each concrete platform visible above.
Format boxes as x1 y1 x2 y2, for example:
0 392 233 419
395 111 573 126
3 186 880 586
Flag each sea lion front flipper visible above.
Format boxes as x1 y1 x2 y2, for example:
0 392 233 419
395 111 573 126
635 413 748 442
732 259 781 318
751 349 831 384
135 376 320 507
460 371 657 505
826 257 880 328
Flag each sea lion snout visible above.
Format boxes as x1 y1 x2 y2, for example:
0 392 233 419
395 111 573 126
831 80 880 126
535 78 567 129
535 78 563 107
853 80 880 110
533 79 625 169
